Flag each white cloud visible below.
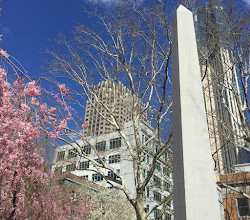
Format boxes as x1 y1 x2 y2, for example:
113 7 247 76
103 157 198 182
243 0 250 5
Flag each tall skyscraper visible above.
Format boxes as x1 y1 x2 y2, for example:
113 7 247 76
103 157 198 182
83 80 150 137
194 0 247 175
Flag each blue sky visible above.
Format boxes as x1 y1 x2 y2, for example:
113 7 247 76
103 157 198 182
0 0 249 79
0 0 96 77
0 0 147 78
1 0 249 151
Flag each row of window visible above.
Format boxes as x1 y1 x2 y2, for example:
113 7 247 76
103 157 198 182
86 111 130 117
154 209 172 219
56 169 120 183
144 175 171 191
86 105 130 113
144 205 172 219
55 154 121 173
92 170 120 182
85 107 131 117
56 138 122 161
146 187 171 203
66 170 120 183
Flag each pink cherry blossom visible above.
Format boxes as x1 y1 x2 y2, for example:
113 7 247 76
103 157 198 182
0 66 89 219
0 49 9 58
49 107 57 116
58 84 69 96
39 103 47 113
21 103 30 111
54 93 59 98
49 131 59 138
43 118 50 124
0 67 6 78
82 122 88 129
14 77 24 92
31 97 39 105
25 81 41 97
55 119 68 133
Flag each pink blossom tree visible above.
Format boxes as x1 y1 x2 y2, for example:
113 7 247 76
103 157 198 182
0 52 89 219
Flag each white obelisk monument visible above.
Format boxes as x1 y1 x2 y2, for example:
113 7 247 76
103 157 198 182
172 5 221 220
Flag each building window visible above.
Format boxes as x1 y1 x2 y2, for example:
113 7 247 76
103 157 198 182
164 152 168 162
57 151 65 161
54 166 63 173
144 205 149 213
165 213 172 220
79 161 89 169
82 145 91 155
167 201 171 208
96 141 106 152
155 144 159 153
156 162 161 171
237 197 250 217
95 157 105 164
107 171 119 179
66 163 76 172
163 181 170 191
148 140 152 149
68 149 77 159
153 175 161 187
153 191 161 202
163 167 169 177
109 154 121 164
146 187 150 197
142 133 145 144
92 173 103 182
154 208 160 218
110 137 121 149
81 175 88 180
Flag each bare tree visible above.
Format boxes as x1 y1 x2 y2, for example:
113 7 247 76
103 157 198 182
43 0 248 218
45 2 173 220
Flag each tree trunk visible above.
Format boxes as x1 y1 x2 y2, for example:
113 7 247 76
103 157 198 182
135 191 146 220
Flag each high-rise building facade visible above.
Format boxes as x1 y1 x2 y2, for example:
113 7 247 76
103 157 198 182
83 80 150 137
53 121 173 219
53 80 173 219
194 0 247 175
